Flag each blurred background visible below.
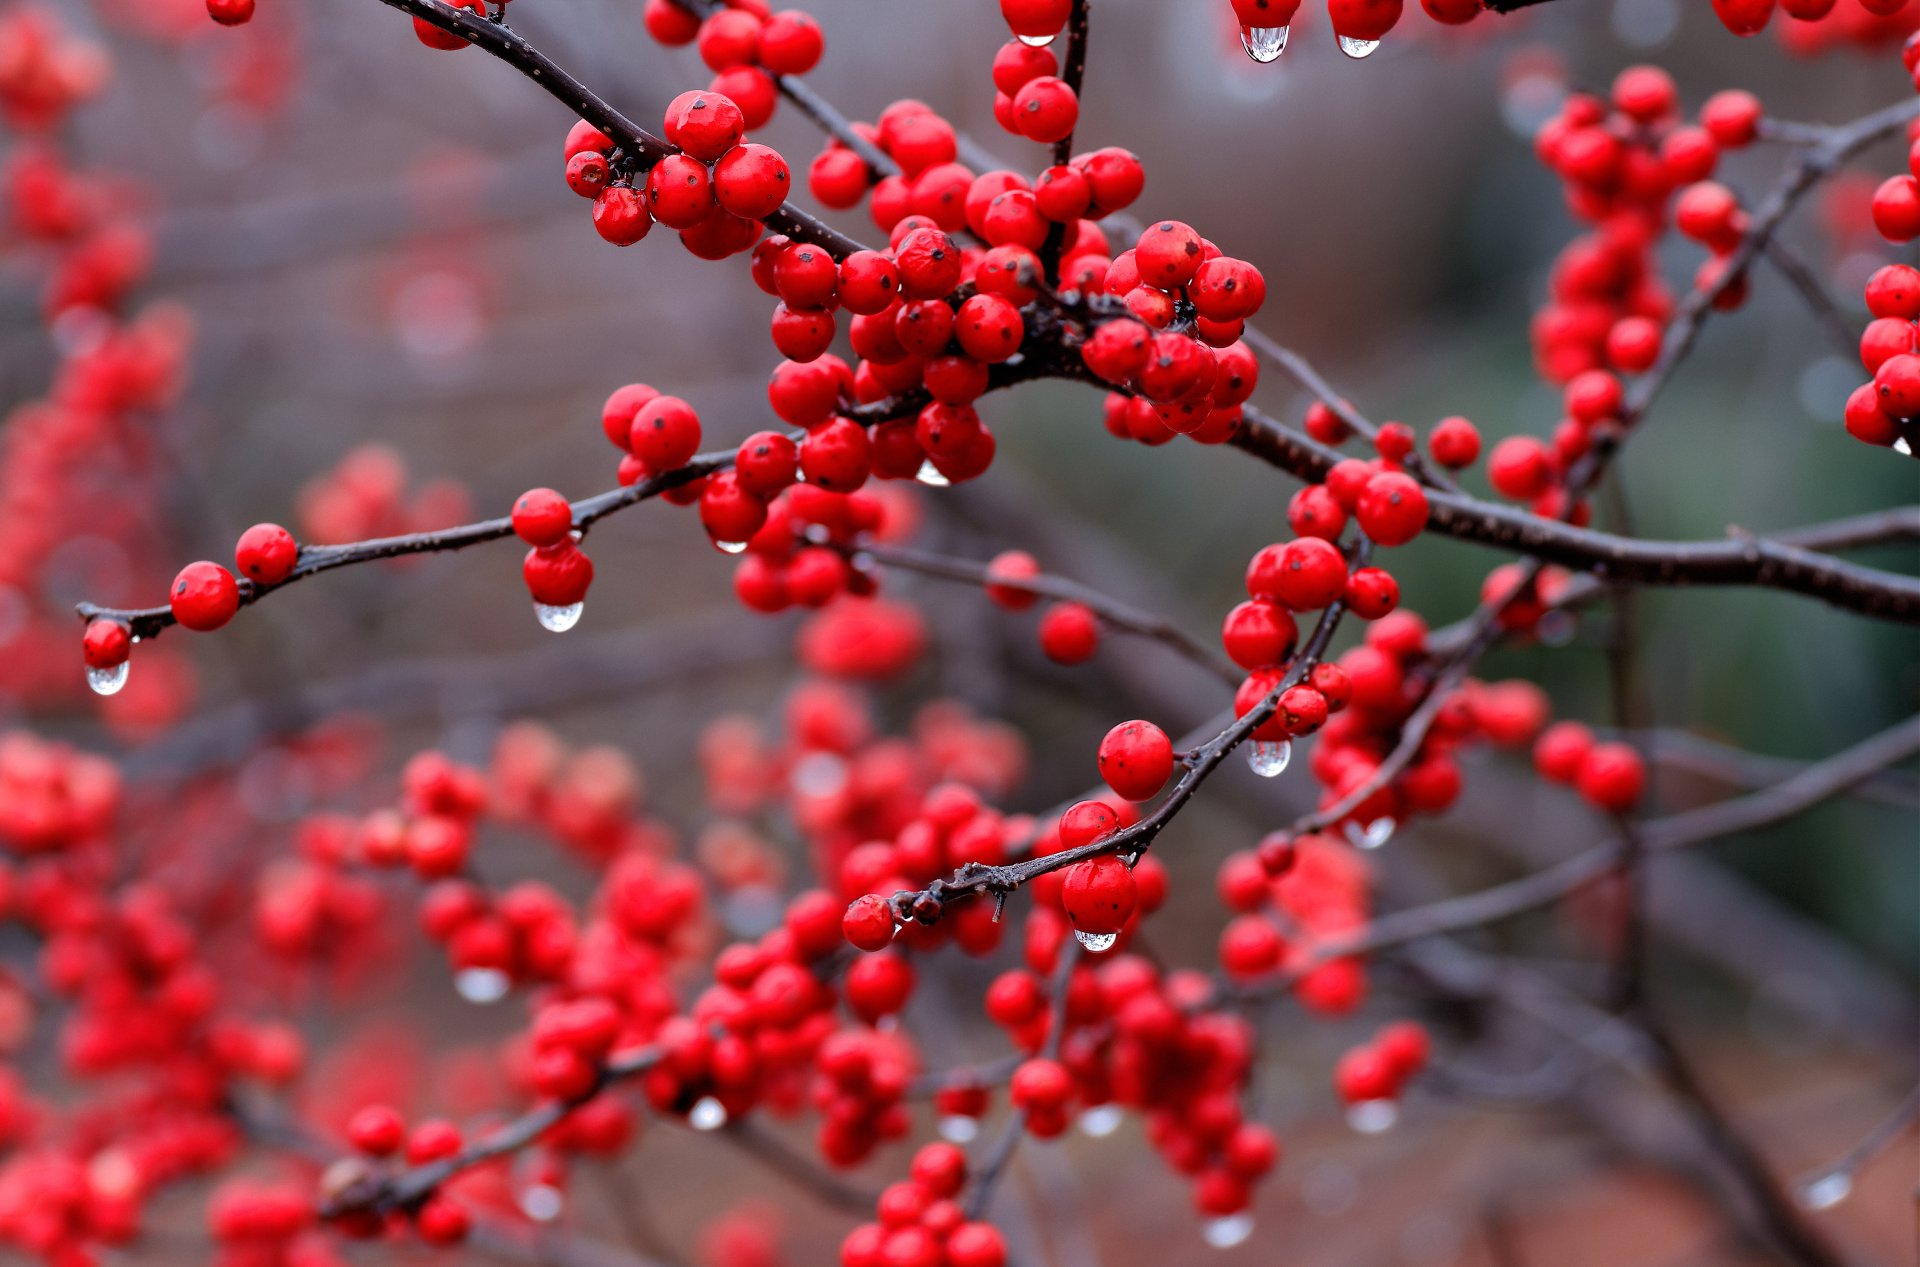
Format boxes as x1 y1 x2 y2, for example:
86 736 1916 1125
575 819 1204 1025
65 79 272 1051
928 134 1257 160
1 0 1916 1263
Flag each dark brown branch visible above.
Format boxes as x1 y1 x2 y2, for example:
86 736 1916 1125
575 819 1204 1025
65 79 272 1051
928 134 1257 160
1761 238 1856 358
892 543 1369 926
1236 325 1463 496
320 1042 667 1218
1230 403 1920 623
372 0 868 258
1037 0 1092 279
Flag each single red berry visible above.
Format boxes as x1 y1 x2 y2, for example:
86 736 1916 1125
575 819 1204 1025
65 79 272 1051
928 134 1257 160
735 431 800 498
1061 855 1138 938
1533 720 1594 783
83 619 131 670
1356 472 1430 546
664 90 746 161
1039 601 1099 664
1097 720 1174 802
411 0 482 49
171 561 241 632
234 523 298 586
510 489 573 547
1700 89 1763 149
1576 742 1646 813
1221 599 1298 670
1134 220 1205 290
1058 799 1120 849
592 185 654 246
347 1104 406 1157
984 550 1042 610
207 0 256 25
523 540 595 606
1428 416 1481 468
1343 566 1399 619
1278 685 1328 735
758 9 824 75
842 894 897 952
629 395 703 470
1334 1044 1398 1104
713 143 793 219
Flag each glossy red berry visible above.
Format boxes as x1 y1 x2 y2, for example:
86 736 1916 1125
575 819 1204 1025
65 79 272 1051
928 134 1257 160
758 9 824 75
1221 599 1298 670
592 186 654 246
842 894 898 951
171 562 241 632
1134 220 1204 290
83 619 131 669
664 90 746 161
234 523 298 586
984 550 1042 610
629 396 704 470
1428 416 1480 468
714 144 793 219
1097 720 1174 802
1343 566 1399 619
510 489 573 547
523 540 594 606
1061 855 1137 938
1356 472 1430 546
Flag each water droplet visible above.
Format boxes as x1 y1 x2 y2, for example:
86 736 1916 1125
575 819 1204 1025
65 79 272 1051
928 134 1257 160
690 1095 728 1131
1337 34 1381 58
454 967 511 1004
1238 24 1289 62
1078 1104 1123 1138
1346 1098 1399 1134
1346 818 1396 850
533 601 583 632
85 661 129 697
1536 610 1577 646
1246 738 1292 778
915 460 950 487
713 538 750 555
519 1184 564 1222
938 1114 980 1143
1015 31 1056 47
1896 436 1914 457
1797 1170 1852 1210
1073 929 1119 953
1202 1213 1255 1249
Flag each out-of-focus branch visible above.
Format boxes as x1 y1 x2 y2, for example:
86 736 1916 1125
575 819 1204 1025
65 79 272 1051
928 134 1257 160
844 536 1238 684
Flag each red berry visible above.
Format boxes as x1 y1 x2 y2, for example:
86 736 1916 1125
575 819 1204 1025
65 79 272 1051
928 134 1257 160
842 893 897 951
1356 472 1429 546
1039 601 1099 663
1061 854 1137 939
234 523 298 586
1221 599 1298 670
984 550 1042 610
664 91 746 161
83 619 131 670
713 143 793 220
629 396 704 470
523 540 594 606
510 489 573 547
171 561 241 632
1343 566 1399 619
1428 416 1480 468
758 10 824 75
1097 720 1174 802
1576 742 1645 813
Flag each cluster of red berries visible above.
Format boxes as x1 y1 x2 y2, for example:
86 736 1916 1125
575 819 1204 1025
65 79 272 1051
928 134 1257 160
1332 1020 1431 1105
1847 75 1920 449
1213 831 1371 1005
1533 721 1649 814
643 0 824 132
296 443 472 548
1711 0 1917 40
840 1143 1006 1267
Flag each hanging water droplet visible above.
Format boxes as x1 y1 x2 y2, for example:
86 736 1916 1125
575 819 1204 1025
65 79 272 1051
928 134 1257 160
1363 818 1395 848
1337 34 1381 58
533 601 583 632
689 1095 728 1131
1896 436 1914 457
1238 24 1289 62
1073 929 1119 953
938 1114 980 1143
519 1184 564 1222
1536 609 1577 646
713 538 750 555
1796 1171 1852 1210
454 967 511 1004
1201 1213 1255 1249
85 661 129 697
1015 31 1056 47
1346 1098 1399 1134
915 460 950 487
1078 1104 1124 1138
1246 738 1292 778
